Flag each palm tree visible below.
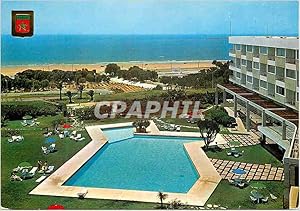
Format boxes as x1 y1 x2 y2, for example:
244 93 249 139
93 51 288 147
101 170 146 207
157 192 168 208
65 91 75 103
87 90 94 101
56 82 63 100
78 84 84 99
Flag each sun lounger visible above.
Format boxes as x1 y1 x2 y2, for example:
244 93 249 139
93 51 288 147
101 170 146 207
75 137 85 142
59 134 64 139
227 152 232 156
45 166 55 173
10 174 22 181
270 193 277 200
261 197 269 203
29 167 38 174
71 131 77 136
8 138 14 143
227 179 235 184
21 121 27 126
35 175 47 183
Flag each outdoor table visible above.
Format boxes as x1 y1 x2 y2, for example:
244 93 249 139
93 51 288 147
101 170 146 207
251 191 264 203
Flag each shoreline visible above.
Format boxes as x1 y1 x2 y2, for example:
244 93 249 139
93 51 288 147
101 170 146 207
1 60 224 76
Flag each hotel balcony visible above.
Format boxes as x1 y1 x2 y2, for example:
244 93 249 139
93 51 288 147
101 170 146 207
286 58 296 64
230 49 235 54
260 71 267 76
276 75 285 82
268 55 275 61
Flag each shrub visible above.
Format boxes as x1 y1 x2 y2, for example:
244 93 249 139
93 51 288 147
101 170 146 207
2 101 59 121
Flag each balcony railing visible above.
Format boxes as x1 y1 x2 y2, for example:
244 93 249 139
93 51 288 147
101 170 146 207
241 50 246 55
253 86 259 91
230 49 235 54
260 71 267 76
286 100 296 106
276 75 285 81
268 55 275 61
246 67 252 72
286 58 296 64
253 52 259 58
268 93 275 98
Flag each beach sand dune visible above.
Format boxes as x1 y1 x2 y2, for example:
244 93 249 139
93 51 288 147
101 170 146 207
1 61 216 76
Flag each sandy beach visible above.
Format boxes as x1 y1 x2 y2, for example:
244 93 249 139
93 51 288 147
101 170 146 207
1 60 217 76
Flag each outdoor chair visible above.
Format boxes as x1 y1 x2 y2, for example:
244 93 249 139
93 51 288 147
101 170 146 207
48 144 56 153
41 146 50 155
249 195 258 203
8 138 14 143
227 179 235 185
77 189 88 199
238 182 245 188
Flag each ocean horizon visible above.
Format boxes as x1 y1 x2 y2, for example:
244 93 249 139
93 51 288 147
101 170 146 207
1 34 230 66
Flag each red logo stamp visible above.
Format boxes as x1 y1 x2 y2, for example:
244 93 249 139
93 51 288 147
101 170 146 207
12 11 34 37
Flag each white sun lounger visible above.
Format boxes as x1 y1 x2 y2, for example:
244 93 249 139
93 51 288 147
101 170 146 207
35 175 47 183
45 166 55 173
29 167 38 175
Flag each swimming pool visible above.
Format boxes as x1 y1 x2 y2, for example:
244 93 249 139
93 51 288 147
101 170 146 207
64 127 201 193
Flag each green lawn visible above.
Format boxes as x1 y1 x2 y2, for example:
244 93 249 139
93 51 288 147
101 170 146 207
207 180 284 209
1 116 155 209
206 145 283 167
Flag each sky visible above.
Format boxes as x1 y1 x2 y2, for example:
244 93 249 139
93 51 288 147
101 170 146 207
1 0 298 35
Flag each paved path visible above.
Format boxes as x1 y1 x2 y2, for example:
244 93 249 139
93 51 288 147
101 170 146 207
219 134 260 149
209 158 284 181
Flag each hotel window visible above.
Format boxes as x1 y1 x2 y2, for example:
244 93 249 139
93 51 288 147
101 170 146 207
247 75 253 83
235 44 241 50
253 62 259 69
260 47 267 54
276 86 285 96
268 65 275 73
236 72 241 78
260 80 267 89
246 45 253 52
276 48 285 57
241 45 246 54
286 69 296 79
241 59 246 66
236 58 241 68
297 50 299 60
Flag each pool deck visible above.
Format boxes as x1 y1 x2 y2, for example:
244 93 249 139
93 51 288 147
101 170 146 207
30 121 221 206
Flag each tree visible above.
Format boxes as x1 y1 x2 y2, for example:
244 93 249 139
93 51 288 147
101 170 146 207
197 119 220 150
56 82 63 100
41 79 49 90
78 84 84 99
105 63 120 77
157 192 168 209
87 90 94 101
65 91 75 103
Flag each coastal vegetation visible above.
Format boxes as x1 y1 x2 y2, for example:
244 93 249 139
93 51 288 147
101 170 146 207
160 60 231 88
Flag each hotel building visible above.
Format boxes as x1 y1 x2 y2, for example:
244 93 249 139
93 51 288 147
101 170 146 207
217 36 299 208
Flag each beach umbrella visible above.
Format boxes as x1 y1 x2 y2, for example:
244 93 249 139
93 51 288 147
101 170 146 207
251 182 266 189
63 123 71 129
47 204 65 209
232 168 246 175
18 162 32 169
45 137 56 144
22 115 33 120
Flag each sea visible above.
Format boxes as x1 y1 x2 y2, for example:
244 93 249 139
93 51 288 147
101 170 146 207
1 34 230 66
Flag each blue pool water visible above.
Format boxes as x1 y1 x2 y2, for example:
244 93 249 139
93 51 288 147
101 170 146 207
64 128 201 193
102 126 134 143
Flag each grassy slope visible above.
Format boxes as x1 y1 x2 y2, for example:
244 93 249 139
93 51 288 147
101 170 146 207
206 145 283 167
